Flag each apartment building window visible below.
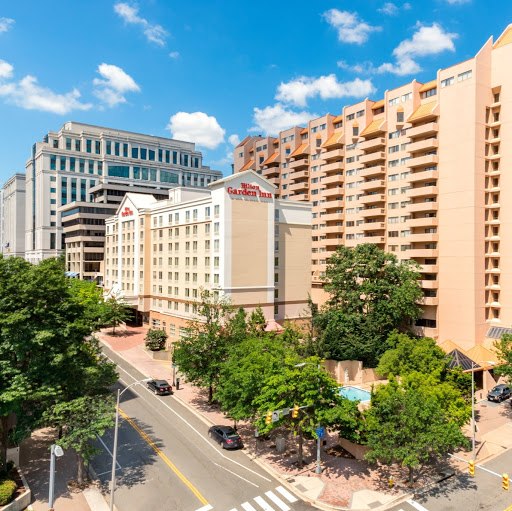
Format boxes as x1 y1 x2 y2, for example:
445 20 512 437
421 88 437 99
388 160 399 167
441 76 454 88
388 231 398 237
334 121 343 129
388 202 399 209
458 70 472 82
401 92 412 102
389 97 399 106
353 126 359 137
356 110 365 118
346 113 355 121
388 217 399 223
346 234 355 240
389 145 399 154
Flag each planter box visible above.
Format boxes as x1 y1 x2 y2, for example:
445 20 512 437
339 437 370 460
6 448 19 468
0 470 30 511
149 350 173 361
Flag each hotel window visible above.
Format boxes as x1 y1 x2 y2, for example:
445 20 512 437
352 126 359 136
389 97 399 106
214 223 220 234
214 257 219 267
205 256 210 265
441 76 454 88
205 273 210 283
389 130 400 139
458 70 472 82
346 113 355 121
397 111 404 123
214 274 220 284
421 88 437 99
401 93 412 102
214 205 220 216
356 110 364 118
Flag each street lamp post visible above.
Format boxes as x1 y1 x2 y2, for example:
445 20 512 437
49 444 64 510
110 379 151 511
295 362 322 475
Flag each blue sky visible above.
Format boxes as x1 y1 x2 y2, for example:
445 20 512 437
0 0 511 181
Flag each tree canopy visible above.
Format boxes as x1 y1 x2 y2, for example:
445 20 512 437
315 244 423 366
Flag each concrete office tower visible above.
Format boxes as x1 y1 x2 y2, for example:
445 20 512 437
234 25 512 351
104 170 312 339
24 122 222 264
1 174 26 257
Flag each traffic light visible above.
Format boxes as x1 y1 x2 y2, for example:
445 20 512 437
265 411 272 425
469 460 475 476
292 405 299 418
503 473 509 491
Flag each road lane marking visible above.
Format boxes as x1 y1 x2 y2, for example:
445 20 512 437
241 502 257 511
275 487 298 503
107 353 271 484
212 461 259 488
406 500 429 511
265 491 290 511
95 433 121 469
118 408 209 506
254 495 276 511
195 506 213 511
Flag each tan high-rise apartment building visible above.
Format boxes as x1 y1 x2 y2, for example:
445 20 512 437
234 25 512 351
103 170 312 341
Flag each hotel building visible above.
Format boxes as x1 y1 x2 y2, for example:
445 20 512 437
23 122 222 264
104 170 312 338
1 174 26 258
234 25 512 351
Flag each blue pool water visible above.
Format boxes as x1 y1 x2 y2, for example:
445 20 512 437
339 386 371 402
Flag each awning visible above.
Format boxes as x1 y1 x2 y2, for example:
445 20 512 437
333 114 343 124
290 143 309 158
240 160 255 171
371 99 385 110
408 101 438 123
419 80 437 93
445 349 480 372
263 152 279 165
322 132 344 148
360 119 386 137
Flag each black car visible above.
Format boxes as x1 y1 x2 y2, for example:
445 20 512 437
208 426 244 449
487 384 511 402
147 379 173 395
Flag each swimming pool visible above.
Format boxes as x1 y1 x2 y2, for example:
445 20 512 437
339 386 371 402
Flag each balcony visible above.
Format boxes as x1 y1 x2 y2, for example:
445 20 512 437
407 122 439 139
412 326 439 338
363 235 385 244
289 181 309 192
360 166 385 179
408 154 439 169
407 138 439 153
290 193 309 202
407 217 438 228
406 248 438 258
323 161 344 174
321 238 344 249
407 170 438 184
359 151 386 165
322 226 344 234
267 177 280 186
360 207 385 218
289 158 309 170
321 174 343 185
419 264 438 273
407 233 439 243
323 149 344 161
359 179 385 192
360 222 385 231
323 199 345 210
359 193 385 205
290 170 309 180
419 296 439 306
407 201 438 213
407 185 438 198
359 137 386 152
322 187 344 198
322 213 344 222
262 167 280 178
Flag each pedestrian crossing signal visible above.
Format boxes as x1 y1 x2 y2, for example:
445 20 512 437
469 460 475 476
266 411 272 425
503 473 509 491
292 405 299 418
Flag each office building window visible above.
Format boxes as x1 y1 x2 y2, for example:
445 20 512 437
132 147 139 158
86 139 92 153
95 140 101 154
50 155 56 170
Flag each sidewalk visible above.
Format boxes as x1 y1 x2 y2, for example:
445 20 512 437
20 428 109 511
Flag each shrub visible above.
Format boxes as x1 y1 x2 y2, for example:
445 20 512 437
0 478 17 505
145 329 168 351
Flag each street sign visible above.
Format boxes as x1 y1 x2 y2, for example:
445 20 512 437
316 426 325 438
172 363 177 368
271 411 280 422
282 408 290 416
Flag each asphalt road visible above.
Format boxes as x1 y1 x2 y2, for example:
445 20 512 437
92 345 310 511
388 447 512 511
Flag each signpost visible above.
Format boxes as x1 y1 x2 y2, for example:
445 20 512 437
315 426 325 439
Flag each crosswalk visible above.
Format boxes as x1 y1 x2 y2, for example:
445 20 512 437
224 486 298 511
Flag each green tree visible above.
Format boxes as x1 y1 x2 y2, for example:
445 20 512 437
215 335 297 422
0 256 108 469
316 244 423 366
253 357 361 467
248 306 267 338
173 288 234 402
494 333 512 379
364 373 470 485
68 279 107 330
145 329 168 351
42 394 115 484
103 296 132 334
228 307 249 345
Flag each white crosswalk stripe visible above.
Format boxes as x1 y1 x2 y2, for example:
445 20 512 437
406 500 429 511
254 496 275 511
241 502 257 511
264 491 290 511
275 486 298 503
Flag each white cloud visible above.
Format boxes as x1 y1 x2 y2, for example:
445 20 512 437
167 111 226 149
0 17 14 34
378 3 399 15
250 103 316 136
114 3 168 46
0 60 13 79
212 150 234 167
276 74 376 107
445 0 470 3
93 63 140 107
337 60 374 74
169 51 180 59
228 134 240 146
0 73 92 114
323 9 381 44
378 23 457 75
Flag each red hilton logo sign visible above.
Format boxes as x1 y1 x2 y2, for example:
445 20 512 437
227 183 272 199
121 207 134 217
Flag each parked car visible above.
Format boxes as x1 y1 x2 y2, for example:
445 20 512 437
208 425 244 449
487 384 511 402
147 379 173 395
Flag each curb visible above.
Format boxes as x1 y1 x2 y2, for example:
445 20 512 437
87 463 119 511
